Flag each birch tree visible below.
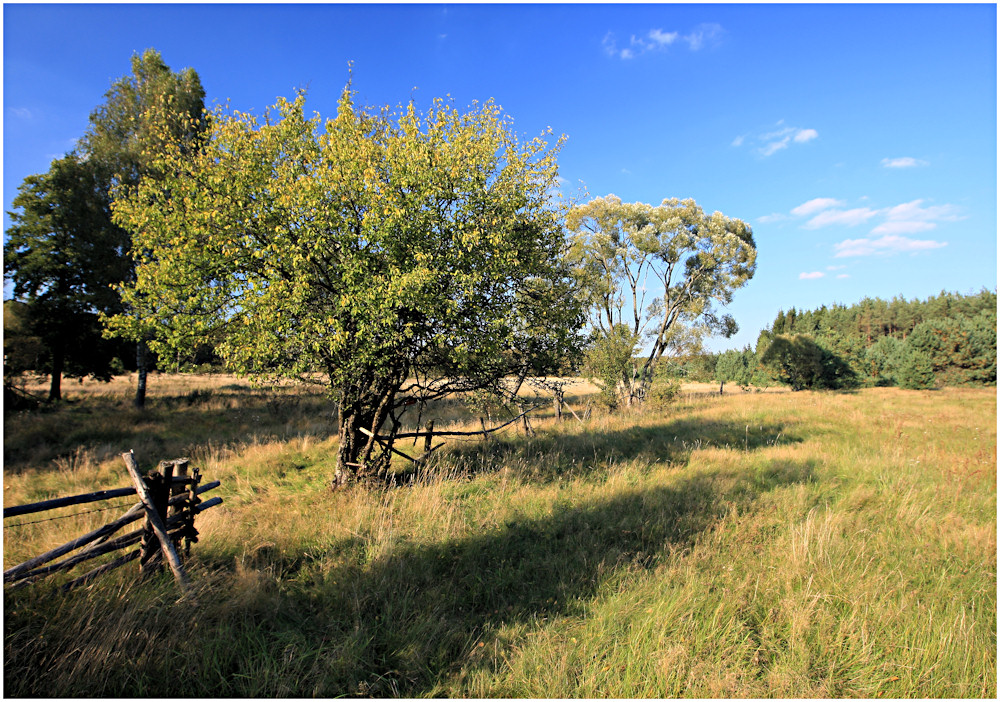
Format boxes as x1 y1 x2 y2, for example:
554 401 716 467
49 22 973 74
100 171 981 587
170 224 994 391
567 195 756 404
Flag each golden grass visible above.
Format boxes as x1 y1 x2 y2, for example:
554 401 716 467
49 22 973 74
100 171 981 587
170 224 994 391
3 377 995 697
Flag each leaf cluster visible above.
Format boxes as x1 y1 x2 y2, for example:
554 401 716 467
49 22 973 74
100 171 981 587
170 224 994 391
108 88 585 404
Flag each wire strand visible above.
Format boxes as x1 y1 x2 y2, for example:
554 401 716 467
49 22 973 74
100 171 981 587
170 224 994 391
3 499 138 529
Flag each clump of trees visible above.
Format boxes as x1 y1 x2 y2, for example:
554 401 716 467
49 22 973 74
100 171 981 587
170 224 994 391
567 195 756 408
755 290 996 390
3 49 206 406
106 87 584 484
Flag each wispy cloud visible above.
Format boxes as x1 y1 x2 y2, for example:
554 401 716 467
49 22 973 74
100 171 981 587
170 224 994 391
756 212 787 224
603 23 724 60
791 198 844 217
869 221 937 235
794 128 818 143
799 271 825 280
649 28 679 46
882 199 961 223
734 121 819 157
785 196 960 257
9 107 33 120
881 156 928 168
805 207 880 229
834 235 947 258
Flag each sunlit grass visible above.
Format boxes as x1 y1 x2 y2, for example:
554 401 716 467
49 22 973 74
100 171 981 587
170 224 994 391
3 376 995 697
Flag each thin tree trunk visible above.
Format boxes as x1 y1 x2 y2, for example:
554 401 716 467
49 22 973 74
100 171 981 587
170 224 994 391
48 345 63 402
134 339 149 409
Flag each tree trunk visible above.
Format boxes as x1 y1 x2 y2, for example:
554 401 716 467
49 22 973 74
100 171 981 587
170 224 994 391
331 372 404 487
48 345 64 402
134 339 149 409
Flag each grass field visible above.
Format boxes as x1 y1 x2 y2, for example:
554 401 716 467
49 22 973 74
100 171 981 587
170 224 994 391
3 373 996 697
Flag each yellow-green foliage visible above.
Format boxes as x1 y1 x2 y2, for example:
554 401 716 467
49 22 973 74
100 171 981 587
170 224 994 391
3 376 995 697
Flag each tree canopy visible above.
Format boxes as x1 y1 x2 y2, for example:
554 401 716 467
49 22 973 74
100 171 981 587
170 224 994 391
3 154 130 400
567 195 756 405
758 289 996 390
108 87 584 483
83 48 207 408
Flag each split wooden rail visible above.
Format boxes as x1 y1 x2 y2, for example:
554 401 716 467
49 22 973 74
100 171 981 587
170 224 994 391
3 452 222 595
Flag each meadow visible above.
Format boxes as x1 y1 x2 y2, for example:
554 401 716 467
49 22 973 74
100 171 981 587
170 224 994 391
3 373 996 697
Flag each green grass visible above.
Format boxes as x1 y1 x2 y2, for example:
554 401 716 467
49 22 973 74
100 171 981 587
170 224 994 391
3 376 995 697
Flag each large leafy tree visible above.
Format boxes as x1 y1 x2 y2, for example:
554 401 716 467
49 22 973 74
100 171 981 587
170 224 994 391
567 195 756 405
82 48 207 408
4 155 130 400
108 88 583 484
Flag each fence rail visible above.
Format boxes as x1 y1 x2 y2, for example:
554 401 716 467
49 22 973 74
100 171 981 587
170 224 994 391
3 452 222 596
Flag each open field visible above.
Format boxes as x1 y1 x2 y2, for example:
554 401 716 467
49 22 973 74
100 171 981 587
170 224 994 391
3 374 996 697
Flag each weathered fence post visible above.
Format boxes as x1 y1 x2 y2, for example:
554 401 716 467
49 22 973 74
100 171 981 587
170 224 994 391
423 420 434 455
122 451 193 597
183 465 201 557
139 461 175 575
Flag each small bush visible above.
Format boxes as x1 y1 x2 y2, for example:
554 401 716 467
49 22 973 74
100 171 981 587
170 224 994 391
646 376 681 409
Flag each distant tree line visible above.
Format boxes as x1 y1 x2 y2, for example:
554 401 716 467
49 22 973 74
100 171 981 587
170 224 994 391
695 289 996 392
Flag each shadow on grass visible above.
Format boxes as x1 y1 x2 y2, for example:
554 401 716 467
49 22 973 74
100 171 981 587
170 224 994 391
309 461 814 697
392 415 804 486
2 388 339 473
22 456 814 697
4 410 808 697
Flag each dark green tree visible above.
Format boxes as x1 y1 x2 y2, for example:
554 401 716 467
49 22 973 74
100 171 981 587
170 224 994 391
4 155 130 400
583 324 641 411
714 347 755 394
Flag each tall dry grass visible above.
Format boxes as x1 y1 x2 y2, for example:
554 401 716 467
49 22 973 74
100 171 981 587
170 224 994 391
3 376 995 697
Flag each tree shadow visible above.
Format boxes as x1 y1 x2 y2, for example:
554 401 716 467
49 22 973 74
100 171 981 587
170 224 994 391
190 457 814 697
392 415 804 485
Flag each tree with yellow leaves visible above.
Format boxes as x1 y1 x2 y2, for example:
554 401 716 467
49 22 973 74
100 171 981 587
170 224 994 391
107 86 584 484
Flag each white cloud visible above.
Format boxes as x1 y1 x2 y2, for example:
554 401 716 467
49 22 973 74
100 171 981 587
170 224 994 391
9 107 33 120
836 274 851 279
731 135 745 147
649 28 678 45
791 198 844 217
882 199 961 223
684 23 724 50
603 23 723 59
805 207 880 229
799 271 825 280
786 196 961 249
739 122 819 157
881 157 928 168
794 128 818 143
826 265 846 271
757 212 786 224
760 138 791 157
870 220 937 235
602 32 619 57
834 235 947 258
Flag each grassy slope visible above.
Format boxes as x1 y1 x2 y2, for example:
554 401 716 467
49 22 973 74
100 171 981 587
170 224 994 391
3 376 996 697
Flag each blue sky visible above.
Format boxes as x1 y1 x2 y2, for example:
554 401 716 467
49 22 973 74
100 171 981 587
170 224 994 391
4 3 997 351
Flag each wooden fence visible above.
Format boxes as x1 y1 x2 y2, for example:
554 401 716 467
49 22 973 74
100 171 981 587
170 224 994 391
3 451 222 596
